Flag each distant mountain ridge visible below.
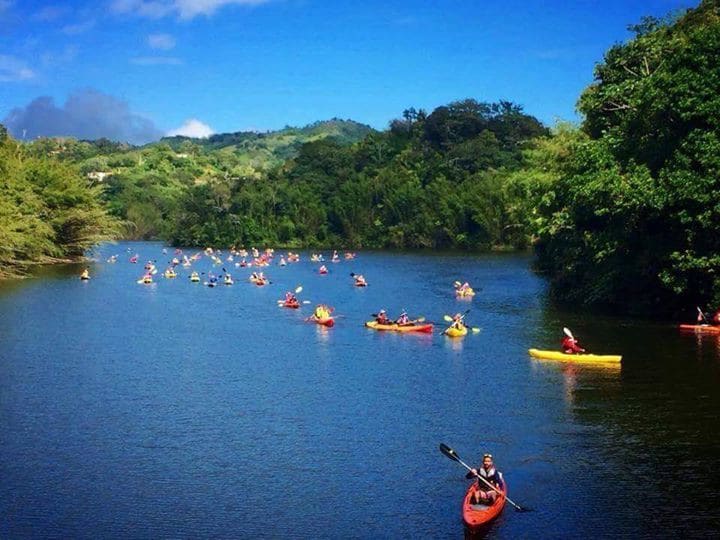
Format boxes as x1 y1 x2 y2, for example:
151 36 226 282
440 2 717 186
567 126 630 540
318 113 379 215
159 118 375 150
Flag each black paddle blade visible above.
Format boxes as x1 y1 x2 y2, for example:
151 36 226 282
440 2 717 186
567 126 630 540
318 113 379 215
439 443 460 462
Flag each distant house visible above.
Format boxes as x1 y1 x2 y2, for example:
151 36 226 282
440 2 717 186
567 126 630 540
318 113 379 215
87 171 113 182
175 153 189 158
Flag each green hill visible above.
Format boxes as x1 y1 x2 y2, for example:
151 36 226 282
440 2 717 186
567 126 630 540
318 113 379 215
158 118 375 172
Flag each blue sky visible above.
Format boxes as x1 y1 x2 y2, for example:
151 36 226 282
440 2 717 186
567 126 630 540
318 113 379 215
0 0 698 143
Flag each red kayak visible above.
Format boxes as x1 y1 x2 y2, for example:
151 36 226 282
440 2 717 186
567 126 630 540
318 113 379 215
313 316 334 327
679 324 720 334
462 482 507 531
282 301 300 309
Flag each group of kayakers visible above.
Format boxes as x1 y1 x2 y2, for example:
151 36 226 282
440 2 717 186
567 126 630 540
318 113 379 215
374 309 411 325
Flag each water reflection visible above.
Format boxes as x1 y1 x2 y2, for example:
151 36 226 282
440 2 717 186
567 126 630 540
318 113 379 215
444 336 464 352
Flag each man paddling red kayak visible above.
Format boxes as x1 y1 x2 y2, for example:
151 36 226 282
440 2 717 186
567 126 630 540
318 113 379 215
466 453 505 505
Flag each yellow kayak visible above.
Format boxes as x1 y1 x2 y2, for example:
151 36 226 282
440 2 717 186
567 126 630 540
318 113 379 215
444 325 468 338
528 348 622 364
455 288 475 297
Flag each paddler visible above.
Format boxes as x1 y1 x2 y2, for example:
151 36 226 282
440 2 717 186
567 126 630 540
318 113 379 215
561 329 586 354
80 268 90 280
354 274 367 286
314 304 331 319
466 453 504 504
375 309 391 325
285 291 298 304
450 313 467 332
395 311 410 325
319 265 328 274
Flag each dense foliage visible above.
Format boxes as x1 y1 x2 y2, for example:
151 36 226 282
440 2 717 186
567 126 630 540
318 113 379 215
30 105 546 250
164 101 546 249
0 125 117 277
530 0 720 315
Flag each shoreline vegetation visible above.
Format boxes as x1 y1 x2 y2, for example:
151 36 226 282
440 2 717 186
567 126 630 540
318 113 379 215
1 0 718 317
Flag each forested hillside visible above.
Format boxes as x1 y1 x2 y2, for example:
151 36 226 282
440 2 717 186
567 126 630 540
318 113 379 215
0 125 117 278
527 0 720 315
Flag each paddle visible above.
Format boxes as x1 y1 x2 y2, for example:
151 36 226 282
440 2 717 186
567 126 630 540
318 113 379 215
439 443 530 512
697 306 709 324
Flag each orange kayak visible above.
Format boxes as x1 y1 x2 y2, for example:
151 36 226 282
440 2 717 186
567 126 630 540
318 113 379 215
313 316 334 327
679 324 720 334
462 482 506 531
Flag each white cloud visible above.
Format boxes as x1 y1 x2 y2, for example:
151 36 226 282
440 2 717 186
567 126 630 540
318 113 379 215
167 118 214 138
33 5 70 21
111 0 272 20
130 56 183 65
62 19 96 35
0 54 35 82
148 33 176 50
40 45 79 66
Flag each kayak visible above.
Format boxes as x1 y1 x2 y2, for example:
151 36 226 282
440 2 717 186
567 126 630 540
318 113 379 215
164 272 177 278
354 282 367 287
445 326 468 338
282 301 300 309
456 288 475 297
254 279 266 286
679 324 720 334
528 348 622 363
224 279 234 285
462 482 507 531
313 316 334 327
190 277 200 282
365 321 433 333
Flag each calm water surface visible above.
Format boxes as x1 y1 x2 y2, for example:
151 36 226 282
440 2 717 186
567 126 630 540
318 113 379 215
1 242 719 538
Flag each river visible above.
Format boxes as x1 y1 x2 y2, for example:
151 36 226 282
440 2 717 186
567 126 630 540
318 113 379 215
1 241 719 538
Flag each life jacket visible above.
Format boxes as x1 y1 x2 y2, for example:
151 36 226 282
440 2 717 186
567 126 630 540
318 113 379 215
476 467 502 491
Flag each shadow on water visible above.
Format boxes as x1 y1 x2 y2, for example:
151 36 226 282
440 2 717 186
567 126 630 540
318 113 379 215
527 302 720 536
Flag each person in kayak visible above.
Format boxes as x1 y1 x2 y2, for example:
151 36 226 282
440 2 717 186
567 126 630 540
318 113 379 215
456 281 470 293
376 310 391 325
314 304 332 320
285 291 298 304
354 274 367 286
466 453 504 504
319 265 328 274
395 311 410 325
450 313 466 331
561 331 586 354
